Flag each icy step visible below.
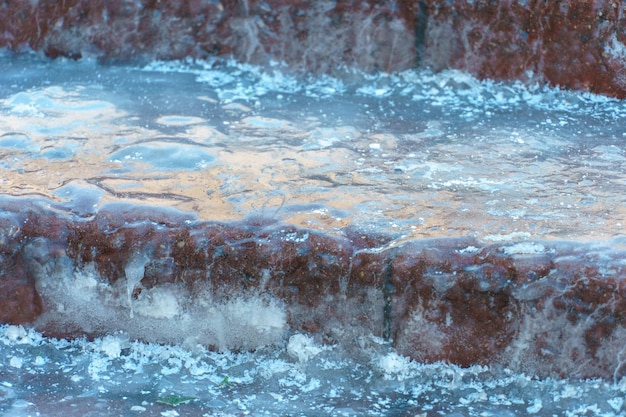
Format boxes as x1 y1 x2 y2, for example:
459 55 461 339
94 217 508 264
0 56 625 382
2 197 626 380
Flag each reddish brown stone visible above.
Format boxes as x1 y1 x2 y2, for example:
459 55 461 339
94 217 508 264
0 0 415 72
0 198 625 379
2 1 626 96
421 0 626 98
0 267 43 324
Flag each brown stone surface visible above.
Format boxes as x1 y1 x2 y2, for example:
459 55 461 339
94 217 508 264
2 1 626 97
422 0 626 98
0 0 415 73
1 197 625 379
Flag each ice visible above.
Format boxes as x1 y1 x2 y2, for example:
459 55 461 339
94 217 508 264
501 242 547 255
2 53 626 416
287 334 323 363
124 251 151 319
109 142 215 171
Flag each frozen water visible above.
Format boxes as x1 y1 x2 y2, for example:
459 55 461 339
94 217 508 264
2 53 626 415
109 142 215 171
1 54 626 239
34 260 288 351
1 325 625 417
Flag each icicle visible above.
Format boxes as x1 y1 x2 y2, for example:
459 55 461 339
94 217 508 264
124 252 150 319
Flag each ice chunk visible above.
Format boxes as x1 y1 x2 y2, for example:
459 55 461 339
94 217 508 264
502 242 546 255
100 335 123 359
287 334 322 363
125 252 151 319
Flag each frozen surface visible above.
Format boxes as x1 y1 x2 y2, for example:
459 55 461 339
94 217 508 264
1 325 625 417
2 54 626 414
1 54 626 240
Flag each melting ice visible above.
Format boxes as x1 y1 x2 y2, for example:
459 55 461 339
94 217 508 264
2 54 626 416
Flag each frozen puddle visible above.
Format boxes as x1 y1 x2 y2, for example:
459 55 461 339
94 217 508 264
2 325 625 417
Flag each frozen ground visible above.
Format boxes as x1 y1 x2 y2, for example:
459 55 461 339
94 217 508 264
2 325 625 417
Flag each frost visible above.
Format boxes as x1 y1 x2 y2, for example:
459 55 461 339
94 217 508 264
483 232 532 242
502 242 546 255
9 356 23 369
287 334 323 363
376 352 415 381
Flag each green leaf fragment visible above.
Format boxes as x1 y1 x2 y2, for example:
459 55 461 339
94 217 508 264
157 394 197 406
216 376 232 387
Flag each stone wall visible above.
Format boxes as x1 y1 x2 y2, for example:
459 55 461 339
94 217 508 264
2 198 626 380
1 1 625 97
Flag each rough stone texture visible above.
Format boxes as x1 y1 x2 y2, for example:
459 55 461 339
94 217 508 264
0 0 416 73
2 1 626 382
1 197 625 380
422 0 626 98
2 1 626 97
